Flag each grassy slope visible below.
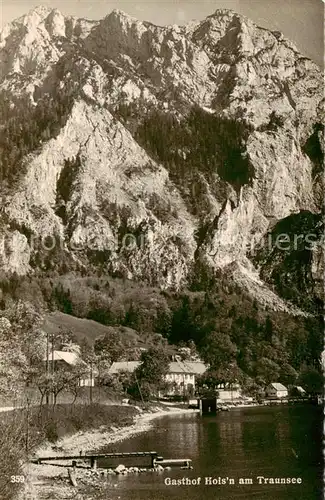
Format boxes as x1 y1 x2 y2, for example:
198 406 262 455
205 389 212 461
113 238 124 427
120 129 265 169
42 311 145 346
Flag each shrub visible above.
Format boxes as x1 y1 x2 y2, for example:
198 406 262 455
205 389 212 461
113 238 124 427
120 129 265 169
44 421 59 443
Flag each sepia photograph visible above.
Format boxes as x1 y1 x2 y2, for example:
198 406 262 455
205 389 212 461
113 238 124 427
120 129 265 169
0 1 323 499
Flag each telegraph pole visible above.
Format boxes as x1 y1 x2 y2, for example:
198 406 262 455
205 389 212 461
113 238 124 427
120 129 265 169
183 375 186 406
46 331 49 405
135 371 144 405
25 396 30 454
89 361 93 405
51 334 55 373
51 333 55 405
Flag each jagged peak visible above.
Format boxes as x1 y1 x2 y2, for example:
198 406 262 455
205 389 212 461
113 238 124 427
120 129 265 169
104 8 140 24
211 8 236 17
205 8 252 28
13 5 68 39
21 5 60 23
204 8 238 22
0 8 63 42
26 5 54 17
3 5 66 34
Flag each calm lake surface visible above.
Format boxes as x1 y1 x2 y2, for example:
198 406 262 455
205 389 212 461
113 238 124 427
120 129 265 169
98 405 322 500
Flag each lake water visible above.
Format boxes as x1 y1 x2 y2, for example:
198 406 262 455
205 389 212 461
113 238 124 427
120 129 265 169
98 405 322 500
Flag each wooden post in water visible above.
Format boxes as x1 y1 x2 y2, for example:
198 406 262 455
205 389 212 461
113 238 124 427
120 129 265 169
68 467 78 487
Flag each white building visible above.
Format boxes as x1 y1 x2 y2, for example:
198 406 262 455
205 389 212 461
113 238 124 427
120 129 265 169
164 361 206 396
108 360 207 396
216 382 242 402
265 382 288 399
43 350 96 387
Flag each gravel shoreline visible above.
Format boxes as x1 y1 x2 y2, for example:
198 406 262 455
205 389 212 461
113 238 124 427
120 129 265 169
23 406 198 500
36 405 197 457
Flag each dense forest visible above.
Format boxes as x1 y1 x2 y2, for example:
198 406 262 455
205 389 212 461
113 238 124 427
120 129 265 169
0 93 322 399
115 104 255 204
0 269 322 396
0 84 78 187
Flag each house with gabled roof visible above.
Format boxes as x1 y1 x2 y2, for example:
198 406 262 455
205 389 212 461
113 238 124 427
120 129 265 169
108 359 207 396
265 382 288 399
108 361 140 375
43 350 97 387
164 360 207 396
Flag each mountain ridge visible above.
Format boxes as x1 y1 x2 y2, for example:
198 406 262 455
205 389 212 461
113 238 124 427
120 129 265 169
0 6 323 314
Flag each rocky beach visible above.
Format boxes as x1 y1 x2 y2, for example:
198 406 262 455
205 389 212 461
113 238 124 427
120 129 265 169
22 406 197 500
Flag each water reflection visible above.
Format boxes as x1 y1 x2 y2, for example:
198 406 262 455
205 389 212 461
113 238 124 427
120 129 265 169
162 414 200 454
99 406 322 500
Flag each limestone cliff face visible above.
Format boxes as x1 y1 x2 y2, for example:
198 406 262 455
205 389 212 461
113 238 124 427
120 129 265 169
0 7 323 311
1 99 196 289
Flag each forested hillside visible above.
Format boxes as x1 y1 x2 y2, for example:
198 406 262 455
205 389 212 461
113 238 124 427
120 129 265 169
0 5 323 406
0 271 322 396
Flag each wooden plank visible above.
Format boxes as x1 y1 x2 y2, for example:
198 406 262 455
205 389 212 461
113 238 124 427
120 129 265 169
155 459 192 465
32 451 158 463
32 452 193 470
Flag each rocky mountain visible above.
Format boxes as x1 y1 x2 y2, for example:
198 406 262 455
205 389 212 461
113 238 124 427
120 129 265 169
0 6 323 312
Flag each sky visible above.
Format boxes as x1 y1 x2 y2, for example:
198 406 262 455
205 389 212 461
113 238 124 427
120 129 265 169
1 0 323 67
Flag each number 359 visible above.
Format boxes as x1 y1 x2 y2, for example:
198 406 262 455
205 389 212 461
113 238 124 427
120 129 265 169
10 476 25 483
